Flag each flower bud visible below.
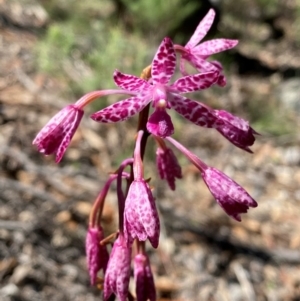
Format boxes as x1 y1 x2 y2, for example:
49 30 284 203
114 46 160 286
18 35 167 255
124 180 160 248
156 147 182 190
134 253 156 301
85 226 109 286
33 105 83 162
202 167 257 221
214 110 256 152
104 235 132 301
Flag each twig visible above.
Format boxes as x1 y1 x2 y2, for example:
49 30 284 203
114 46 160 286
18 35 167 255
233 262 256 301
0 219 34 231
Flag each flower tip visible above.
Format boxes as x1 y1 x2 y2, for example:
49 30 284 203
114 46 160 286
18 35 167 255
244 147 254 154
90 112 105 123
250 199 258 208
113 69 121 76
233 214 242 222
149 236 159 249
252 128 261 136
90 113 97 121
208 8 216 16
232 39 239 47
55 154 63 164
163 36 172 43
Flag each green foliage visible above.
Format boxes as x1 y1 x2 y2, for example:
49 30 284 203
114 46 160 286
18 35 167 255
119 0 200 37
36 0 152 99
246 96 296 136
37 23 77 73
35 0 206 99
256 0 280 16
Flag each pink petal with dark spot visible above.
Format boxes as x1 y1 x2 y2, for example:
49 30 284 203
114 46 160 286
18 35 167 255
151 37 176 85
186 9 215 49
123 180 160 248
85 226 109 286
169 95 217 128
217 74 226 87
156 147 182 190
147 109 174 138
113 70 150 92
214 110 256 152
170 71 218 93
104 236 131 301
193 39 239 56
202 167 257 221
134 254 156 301
179 56 188 77
181 55 226 87
186 54 220 72
32 105 83 163
91 95 151 123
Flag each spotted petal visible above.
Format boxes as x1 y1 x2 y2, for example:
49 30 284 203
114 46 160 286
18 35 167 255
104 236 131 301
186 55 220 72
193 39 239 57
86 226 109 286
169 95 217 128
214 110 256 152
151 37 176 85
124 180 160 248
91 95 151 123
134 254 156 301
147 109 174 138
113 70 150 92
202 167 258 221
33 105 83 163
170 71 218 93
186 9 215 49
156 147 182 190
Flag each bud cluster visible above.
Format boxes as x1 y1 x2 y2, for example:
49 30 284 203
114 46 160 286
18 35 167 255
33 9 258 300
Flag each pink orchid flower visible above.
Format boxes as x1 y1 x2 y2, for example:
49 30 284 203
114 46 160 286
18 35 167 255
167 136 257 221
202 167 258 221
156 146 182 190
33 104 83 163
123 179 160 248
104 235 131 301
85 226 109 286
91 37 218 138
134 253 156 301
177 9 238 86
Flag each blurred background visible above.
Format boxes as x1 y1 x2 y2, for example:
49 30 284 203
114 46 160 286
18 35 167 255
1 0 300 300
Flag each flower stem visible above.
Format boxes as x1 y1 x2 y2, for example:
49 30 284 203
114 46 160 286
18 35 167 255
137 65 152 160
75 89 136 109
166 136 208 171
89 174 117 227
117 158 134 232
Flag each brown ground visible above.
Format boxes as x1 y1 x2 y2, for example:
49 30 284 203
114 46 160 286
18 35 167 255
1 1 300 301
